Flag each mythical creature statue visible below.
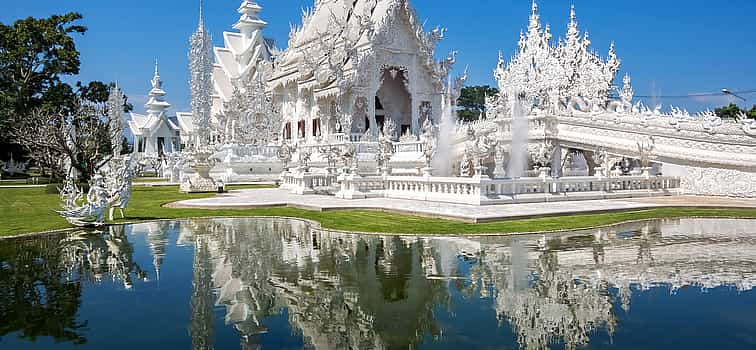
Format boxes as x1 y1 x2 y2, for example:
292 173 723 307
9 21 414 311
105 156 139 220
594 147 620 177
298 150 312 171
339 143 358 171
318 144 341 172
530 142 555 168
637 136 656 168
57 174 109 227
377 133 395 174
459 153 473 177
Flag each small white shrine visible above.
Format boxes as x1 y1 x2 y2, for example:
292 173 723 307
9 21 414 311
128 63 182 157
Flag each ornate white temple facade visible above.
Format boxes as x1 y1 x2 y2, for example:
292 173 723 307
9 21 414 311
268 0 460 145
128 64 182 157
177 1 278 146
144 0 755 199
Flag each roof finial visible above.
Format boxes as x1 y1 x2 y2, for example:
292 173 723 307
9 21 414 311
198 0 204 30
570 4 576 22
532 0 538 15
154 59 159 77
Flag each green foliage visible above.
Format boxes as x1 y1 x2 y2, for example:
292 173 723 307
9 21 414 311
0 13 87 137
0 13 132 171
456 85 499 122
714 103 756 120
715 103 743 119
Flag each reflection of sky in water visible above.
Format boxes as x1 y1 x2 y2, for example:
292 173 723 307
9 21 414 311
0 218 755 349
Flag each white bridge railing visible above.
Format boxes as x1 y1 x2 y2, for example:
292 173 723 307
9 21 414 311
281 171 681 205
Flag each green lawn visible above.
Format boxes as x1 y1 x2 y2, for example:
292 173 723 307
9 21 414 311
2 185 756 237
133 177 168 183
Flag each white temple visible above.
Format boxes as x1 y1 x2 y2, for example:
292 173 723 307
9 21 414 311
122 0 755 199
177 0 277 145
268 0 460 144
128 63 182 157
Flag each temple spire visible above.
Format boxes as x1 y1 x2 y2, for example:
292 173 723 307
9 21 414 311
234 1 267 36
146 59 170 114
151 59 161 90
528 0 541 32
566 4 580 41
570 4 576 22
198 0 205 31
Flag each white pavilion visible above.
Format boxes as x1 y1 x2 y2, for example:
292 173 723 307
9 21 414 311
128 64 182 157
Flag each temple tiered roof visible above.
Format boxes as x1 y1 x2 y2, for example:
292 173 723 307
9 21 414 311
128 63 180 138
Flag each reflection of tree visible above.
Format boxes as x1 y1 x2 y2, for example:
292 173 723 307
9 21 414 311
0 235 87 344
0 227 144 344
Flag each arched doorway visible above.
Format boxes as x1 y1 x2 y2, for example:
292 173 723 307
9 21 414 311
376 66 412 138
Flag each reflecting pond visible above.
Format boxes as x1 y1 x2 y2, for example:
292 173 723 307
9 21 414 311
1 218 756 349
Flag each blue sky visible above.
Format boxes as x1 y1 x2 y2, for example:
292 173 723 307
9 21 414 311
2 0 755 114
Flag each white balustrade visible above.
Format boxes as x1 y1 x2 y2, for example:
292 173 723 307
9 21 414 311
332 174 680 205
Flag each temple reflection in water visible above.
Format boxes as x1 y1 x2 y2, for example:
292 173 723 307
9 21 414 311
1 218 755 349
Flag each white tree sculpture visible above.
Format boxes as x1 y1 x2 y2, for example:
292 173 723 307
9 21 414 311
182 3 218 193
490 2 621 115
108 84 126 156
189 6 214 150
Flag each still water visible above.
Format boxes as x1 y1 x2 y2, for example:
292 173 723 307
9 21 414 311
1 218 755 349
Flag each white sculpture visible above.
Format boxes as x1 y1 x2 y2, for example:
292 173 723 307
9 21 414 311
276 142 295 170
489 3 620 116
420 118 438 175
1 156 28 176
105 156 140 220
637 136 656 169
108 84 126 157
57 174 109 227
530 142 554 168
182 6 218 193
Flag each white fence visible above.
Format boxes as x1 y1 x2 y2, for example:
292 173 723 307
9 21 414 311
281 171 681 205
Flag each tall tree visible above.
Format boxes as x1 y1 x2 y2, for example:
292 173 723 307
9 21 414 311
456 85 499 121
10 82 129 180
0 13 87 156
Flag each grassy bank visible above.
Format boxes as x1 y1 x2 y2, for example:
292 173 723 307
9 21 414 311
2 185 756 237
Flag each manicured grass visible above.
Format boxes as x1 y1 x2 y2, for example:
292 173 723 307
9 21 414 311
2 185 756 237
133 177 168 183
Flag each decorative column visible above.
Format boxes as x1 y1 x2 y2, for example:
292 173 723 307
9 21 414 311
182 2 218 193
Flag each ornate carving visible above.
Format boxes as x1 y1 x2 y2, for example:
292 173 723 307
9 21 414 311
419 101 432 124
680 166 756 198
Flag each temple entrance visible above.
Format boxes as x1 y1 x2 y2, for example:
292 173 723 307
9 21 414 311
157 137 165 156
376 67 412 138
